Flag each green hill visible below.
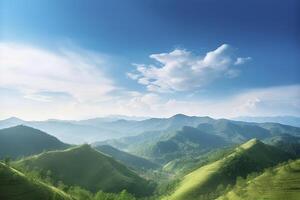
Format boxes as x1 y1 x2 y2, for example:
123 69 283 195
133 126 229 164
94 145 159 171
264 134 300 156
14 145 155 197
0 162 73 200
218 159 300 200
164 139 293 200
197 120 271 143
0 125 69 159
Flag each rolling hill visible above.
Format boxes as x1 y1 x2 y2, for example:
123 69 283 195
133 126 230 164
164 139 293 200
0 162 73 200
218 159 300 200
14 145 155 197
264 134 300 156
0 125 69 159
94 145 159 171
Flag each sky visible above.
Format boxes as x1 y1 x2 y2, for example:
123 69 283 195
0 0 300 120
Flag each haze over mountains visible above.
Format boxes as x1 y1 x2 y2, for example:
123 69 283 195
1 114 300 144
1 114 300 200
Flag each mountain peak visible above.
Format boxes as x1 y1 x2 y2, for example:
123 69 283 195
171 114 189 119
240 138 262 149
3 117 24 123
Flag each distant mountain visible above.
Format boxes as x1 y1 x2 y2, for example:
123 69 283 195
0 162 73 200
0 125 69 159
233 116 300 127
94 120 300 168
0 114 214 144
264 134 300 156
197 119 271 143
0 117 25 128
165 139 293 200
131 126 230 164
218 159 300 200
94 145 160 171
14 145 155 197
1 114 299 144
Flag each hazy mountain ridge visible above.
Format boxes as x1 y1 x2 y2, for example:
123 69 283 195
233 116 300 127
1 115 300 145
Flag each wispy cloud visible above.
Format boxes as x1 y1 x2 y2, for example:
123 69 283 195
114 85 300 118
127 44 250 93
0 42 116 102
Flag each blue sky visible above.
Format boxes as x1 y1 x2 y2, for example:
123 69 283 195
0 0 299 120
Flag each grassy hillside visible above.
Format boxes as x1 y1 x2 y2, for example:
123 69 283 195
94 145 159 171
14 145 154 197
164 139 293 200
0 125 69 159
218 159 300 200
0 162 73 200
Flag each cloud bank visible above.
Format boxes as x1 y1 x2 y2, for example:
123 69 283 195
0 43 116 103
127 44 250 93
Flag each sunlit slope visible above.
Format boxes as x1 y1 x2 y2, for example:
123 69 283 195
0 125 69 159
15 144 154 197
0 162 73 200
165 139 292 200
218 159 300 200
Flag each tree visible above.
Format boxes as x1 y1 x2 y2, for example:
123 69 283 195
116 190 136 200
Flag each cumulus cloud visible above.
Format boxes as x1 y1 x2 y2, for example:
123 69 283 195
128 44 250 93
0 43 116 102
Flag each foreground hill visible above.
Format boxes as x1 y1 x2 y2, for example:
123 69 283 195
0 125 69 159
165 139 293 200
14 145 154 197
0 162 73 200
94 145 159 171
218 159 300 200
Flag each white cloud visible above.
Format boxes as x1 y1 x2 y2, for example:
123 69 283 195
0 42 116 102
234 57 252 65
113 85 300 118
128 44 250 93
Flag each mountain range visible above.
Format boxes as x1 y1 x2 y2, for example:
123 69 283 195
0 114 299 199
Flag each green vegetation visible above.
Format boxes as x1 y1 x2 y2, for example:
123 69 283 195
264 134 300 156
218 159 300 200
0 125 69 159
164 139 293 200
0 162 73 200
94 145 159 172
132 126 229 164
14 144 155 197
